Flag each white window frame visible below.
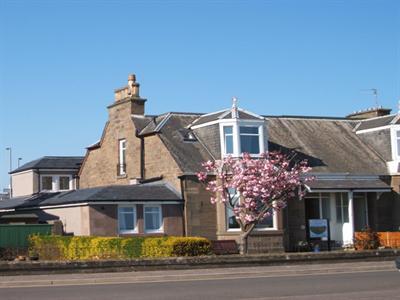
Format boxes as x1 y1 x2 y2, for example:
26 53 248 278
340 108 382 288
143 204 164 233
219 120 265 158
225 189 277 232
118 139 127 175
118 205 138 234
40 175 73 192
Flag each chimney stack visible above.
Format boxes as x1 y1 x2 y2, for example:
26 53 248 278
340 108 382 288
108 73 147 115
114 74 141 101
346 106 392 119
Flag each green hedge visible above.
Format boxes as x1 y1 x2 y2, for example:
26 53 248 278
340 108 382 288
28 235 211 261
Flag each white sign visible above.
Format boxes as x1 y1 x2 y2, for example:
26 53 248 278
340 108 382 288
309 219 329 239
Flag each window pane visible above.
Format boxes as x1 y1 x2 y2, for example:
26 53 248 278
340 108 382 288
225 136 233 154
397 138 400 156
144 206 161 231
397 131 400 138
240 135 260 154
118 207 135 232
226 189 240 229
42 176 52 190
59 177 70 190
335 194 342 223
240 127 258 134
223 126 233 135
256 213 273 228
321 196 330 219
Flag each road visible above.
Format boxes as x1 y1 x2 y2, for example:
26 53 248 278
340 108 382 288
0 261 399 299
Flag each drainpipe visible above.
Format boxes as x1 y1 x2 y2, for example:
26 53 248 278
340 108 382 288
135 130 145 180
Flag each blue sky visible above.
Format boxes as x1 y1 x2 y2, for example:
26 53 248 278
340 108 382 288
0 0 399 190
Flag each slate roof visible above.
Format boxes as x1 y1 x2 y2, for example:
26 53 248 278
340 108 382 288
130 110 390 176
0 182 182 211
308 179 391 190
10 156 84 174
191 108 261 127
156 114 214 172
356 114 397 131
266 117 388 175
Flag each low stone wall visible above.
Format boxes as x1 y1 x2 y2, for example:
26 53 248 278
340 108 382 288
0 249 398 276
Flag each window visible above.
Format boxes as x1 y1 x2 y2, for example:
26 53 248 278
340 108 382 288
118 139 126 175
41 176 53 190
223 126 234 154
226 188 240 230
59 176 70 190
220 122 264 158
305 193 331 219
118 206 137 233
240 126 260 154
144 205 163 233
40 175 73 192
336 193 349 223
396 130 400 157
226 188 275 230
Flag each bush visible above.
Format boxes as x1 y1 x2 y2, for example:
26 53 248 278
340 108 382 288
354 228 380 250
142 237 211 257
29 235 144 260
28 235 211 260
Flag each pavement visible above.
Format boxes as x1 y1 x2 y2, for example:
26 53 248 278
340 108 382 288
0 260 399 299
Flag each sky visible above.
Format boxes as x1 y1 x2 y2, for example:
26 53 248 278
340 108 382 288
0 0 399 190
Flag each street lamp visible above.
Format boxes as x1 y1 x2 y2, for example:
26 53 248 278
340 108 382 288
5 147 12 198
18 157 22 168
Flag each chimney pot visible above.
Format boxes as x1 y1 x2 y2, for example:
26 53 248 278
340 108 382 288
128 74 136 82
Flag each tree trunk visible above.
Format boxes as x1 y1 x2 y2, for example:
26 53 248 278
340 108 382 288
239 234 248 255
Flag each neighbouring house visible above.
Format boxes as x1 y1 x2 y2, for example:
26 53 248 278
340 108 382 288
0 156 83 224
1 74 399 253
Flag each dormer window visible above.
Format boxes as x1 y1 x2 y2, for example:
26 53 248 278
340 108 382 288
190 99 266 158
220 122 265 157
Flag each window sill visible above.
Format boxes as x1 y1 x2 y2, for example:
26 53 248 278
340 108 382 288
144 229 164 234
119 230 138 234
117 174 127 179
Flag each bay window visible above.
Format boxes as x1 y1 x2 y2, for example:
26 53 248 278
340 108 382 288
220 121 264 157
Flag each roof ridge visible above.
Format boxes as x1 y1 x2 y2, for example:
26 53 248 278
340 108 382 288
264 115 353 121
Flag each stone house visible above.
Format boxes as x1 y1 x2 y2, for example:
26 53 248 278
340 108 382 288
1 74 399 252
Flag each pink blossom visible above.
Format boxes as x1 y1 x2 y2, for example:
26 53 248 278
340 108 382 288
197 151 313 227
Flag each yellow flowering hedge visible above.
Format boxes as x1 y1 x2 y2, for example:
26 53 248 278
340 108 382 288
28 235 211 261
141 237 212 257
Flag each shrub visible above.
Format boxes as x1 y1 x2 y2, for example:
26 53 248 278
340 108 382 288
28 235 211 260
29 235 145 260
354 228 380 250
142 237 212 257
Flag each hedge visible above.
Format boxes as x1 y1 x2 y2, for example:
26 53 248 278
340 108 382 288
28 235 211 261
142 237 212 257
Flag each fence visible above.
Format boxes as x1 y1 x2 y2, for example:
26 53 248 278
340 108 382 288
355 231 400 249
0 224 52 248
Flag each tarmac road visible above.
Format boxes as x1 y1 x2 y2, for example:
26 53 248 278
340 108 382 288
0 261 399 299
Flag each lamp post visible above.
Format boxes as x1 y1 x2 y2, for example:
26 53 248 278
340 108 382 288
5 147 12 198
18 157 22 168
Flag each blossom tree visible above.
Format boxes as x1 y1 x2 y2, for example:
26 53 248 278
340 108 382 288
197 152 313 254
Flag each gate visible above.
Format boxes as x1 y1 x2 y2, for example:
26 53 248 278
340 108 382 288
0 224 52 248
